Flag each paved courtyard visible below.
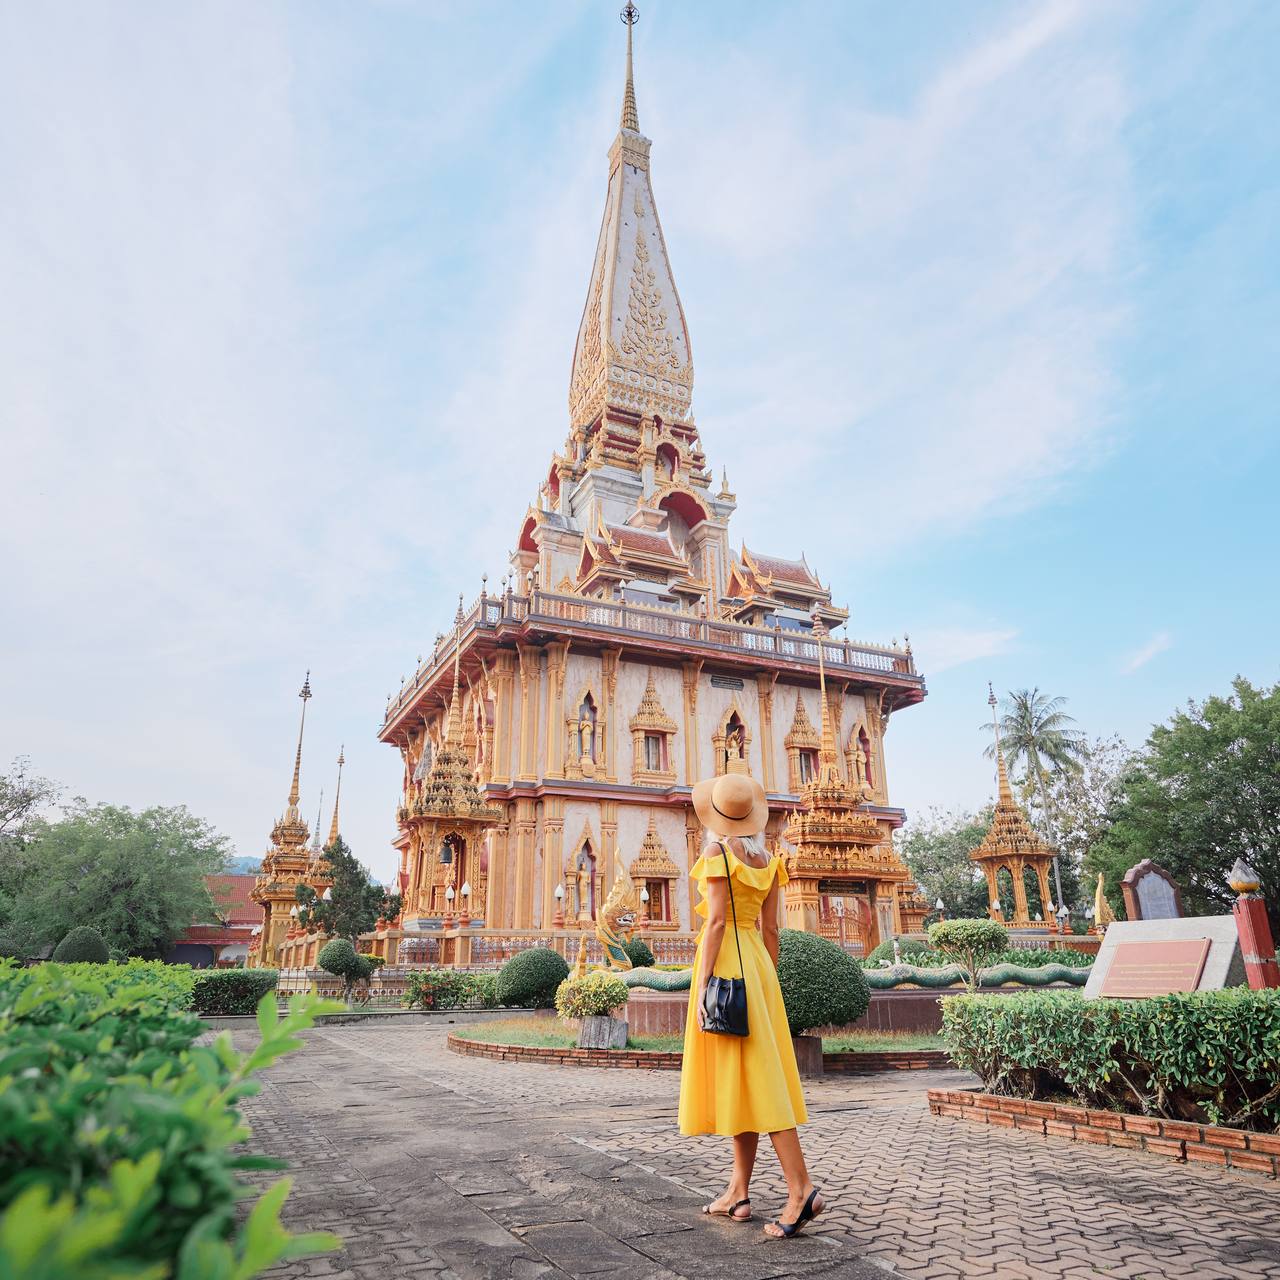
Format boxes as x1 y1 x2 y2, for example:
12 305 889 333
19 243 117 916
238 1022 1280 1280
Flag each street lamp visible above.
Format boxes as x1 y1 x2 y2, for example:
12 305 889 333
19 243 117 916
459 881 472 929
553 883 565 930
321 887 333 901
1056 903 1070 936
443 883 455 930
935 897 945 922
832 897 847 952
638 886 650 930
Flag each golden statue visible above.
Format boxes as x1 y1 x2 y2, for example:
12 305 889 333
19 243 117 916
595 854 640 969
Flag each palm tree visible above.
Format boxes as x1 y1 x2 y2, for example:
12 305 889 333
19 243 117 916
982 688 1086 912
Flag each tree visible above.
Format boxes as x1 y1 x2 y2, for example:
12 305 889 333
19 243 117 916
10 803 228 958
983 687 1086 907
295 837 400 943
927 918 1006 992
895 806 993 920
0 758 60 935
317 937 375 1004
1087 677 1280 931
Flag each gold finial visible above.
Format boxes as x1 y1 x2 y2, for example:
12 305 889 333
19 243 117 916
987 683 1014 804
287 671 312 815
311 787 324 851
328 746 345 845
812 608 839 781
620 3 640 132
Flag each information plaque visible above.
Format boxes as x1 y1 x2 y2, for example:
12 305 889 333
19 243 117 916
1098 938 1212 998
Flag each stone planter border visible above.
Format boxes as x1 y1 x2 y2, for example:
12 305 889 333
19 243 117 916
447 1033 949 1074
928 1088 1279 1180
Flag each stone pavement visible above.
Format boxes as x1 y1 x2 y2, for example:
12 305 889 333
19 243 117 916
236 1023 1280 1280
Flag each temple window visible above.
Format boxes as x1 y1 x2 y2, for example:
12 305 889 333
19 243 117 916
798 749 817 785
629 670 677 784
645 879 669 923
784 691 819 791
644 733 664 772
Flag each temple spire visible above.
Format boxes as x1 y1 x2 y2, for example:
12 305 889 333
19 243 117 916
286 671 311 820
311 788 324 852
620 3 640 132
445 596 466 746
328 746 345 845
814 613 840 784
988 682 1014 804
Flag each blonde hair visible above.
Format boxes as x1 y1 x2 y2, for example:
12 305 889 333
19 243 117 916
704 830 767 859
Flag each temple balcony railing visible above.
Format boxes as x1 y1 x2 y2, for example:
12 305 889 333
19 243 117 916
383 588 920 733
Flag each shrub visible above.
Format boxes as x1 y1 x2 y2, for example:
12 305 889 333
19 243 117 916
927 918 1007 990
623 936 656 969
555 972 629 1020
0 936 22 960
317 938 375 998
866 936 933 965
107 946 127 963
190 967 280 1015
776 929 871 1036
51 925 109 963
404 969 499 1010
496 946 570 1009
0 960 342 1275
941 988 1280 1131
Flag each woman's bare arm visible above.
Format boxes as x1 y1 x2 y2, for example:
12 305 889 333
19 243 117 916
760 877 781 968
695 874 728 1028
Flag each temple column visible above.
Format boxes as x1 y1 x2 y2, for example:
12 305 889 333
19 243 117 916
490 652 517 784
600 800 618 885
516 644 541 781
1012 859 1030 923
489 813 512 928
681 659 703 785
541 798 565 931
512 798 537 928
982 864 999 918
756 671 777 792
602 647 621 782
1037 864 1054 915
545 641 570 779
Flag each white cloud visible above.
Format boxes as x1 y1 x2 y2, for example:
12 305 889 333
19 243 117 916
911 628 1020 676
1121 630 1173 674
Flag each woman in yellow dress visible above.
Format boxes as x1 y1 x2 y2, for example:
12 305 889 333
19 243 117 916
678 769 826 1239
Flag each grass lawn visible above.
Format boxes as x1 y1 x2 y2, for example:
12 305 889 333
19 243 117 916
453 1017 943 1054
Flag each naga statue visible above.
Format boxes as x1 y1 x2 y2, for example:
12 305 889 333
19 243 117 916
595 855 640 969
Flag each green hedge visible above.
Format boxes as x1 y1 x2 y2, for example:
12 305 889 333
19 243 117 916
0 959 342 1277
404 969 499 1010
496 947 570 1009
190 967 279 1015
776 929 870 1036
862 944 1094 972
942 988 1280 1131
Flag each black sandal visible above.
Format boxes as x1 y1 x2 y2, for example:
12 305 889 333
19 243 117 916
768 1188 823 1239
702 1197 752 1222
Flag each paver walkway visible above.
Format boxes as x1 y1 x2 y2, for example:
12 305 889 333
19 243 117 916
238 1023 1280 1280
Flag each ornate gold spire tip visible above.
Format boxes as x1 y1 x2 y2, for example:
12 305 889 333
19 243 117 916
328 746 345 845
620 3 639 132
987 684 1013 804
287 670 311 813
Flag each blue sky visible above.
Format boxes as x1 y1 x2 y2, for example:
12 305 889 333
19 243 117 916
2 1 1277 881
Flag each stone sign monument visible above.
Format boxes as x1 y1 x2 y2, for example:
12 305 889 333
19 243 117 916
1084 916 1244 999
1121 859 1183 921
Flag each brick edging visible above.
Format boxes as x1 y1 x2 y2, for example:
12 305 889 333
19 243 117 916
447 1034 949 1074
928 1088 1279 1180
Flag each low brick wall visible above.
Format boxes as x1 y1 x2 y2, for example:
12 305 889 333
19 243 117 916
448 1033 948 1075
928 1088 1280 1179
447 1033 682 1070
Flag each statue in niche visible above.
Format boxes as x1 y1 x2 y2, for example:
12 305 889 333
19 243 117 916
577 695 598 778
574 851 595 920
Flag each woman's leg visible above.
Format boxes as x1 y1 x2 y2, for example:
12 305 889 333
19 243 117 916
762 1128 823 1237
704 1132 758 1218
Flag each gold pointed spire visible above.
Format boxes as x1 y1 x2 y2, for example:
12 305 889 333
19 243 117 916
328 746 345 845
311 788 324 852
620 4 640 132
988 682 1014 804
444 596 466 746
813 614 840 784
286 671 311 819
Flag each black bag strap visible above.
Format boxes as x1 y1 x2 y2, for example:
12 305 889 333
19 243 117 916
718 839 746 986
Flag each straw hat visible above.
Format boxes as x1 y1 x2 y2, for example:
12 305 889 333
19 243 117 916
692 768 769 837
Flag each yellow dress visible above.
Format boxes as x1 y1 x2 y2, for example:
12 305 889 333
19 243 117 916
677 847 808 1136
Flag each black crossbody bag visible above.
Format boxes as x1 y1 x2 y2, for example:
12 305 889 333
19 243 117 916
700 842 749 1036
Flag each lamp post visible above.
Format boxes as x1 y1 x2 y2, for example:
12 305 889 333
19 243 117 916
935 897 945 923
553 883 565 930
1056 904 1070 936
638 886 650 930
459 881 472 929
991 898 1003 923
1230 858 1279 989
443 883 455 931
833 897 846 952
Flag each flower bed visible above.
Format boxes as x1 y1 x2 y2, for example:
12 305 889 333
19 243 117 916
941 988 1280 1132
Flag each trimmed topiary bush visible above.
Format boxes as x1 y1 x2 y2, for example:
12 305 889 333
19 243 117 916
554 972 629 1020
404 969 498 1010
927 918 1007 991
866 936 933 965
51 925 109 963
623 937 656 969
317 938 375 1001
776 928 870 1037
496 946 570 1009
190 967 279 1015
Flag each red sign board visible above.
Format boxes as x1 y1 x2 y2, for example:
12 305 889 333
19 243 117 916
1100 938 1212 998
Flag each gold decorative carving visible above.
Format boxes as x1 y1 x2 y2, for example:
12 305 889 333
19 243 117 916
629 668 677 784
